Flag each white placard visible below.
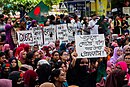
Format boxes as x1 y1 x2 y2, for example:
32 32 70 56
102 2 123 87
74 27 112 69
57 24 68 43
43 25 56 43
33 27 43 47
75 34 107 58
123 7 130 16
67 23 75 42
17 30 34 46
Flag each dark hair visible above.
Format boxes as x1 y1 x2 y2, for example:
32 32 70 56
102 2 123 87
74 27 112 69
50 69 61 83
36 64 51 85
0 51 5 57
60 50 67 56
124 53 130 59
52 51 59 57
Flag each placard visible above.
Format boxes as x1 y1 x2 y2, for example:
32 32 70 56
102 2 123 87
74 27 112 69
67 23 75 42
75 34 107 58
123 7 130 16
43 25 56 43
17 30 34 46
57 24 68 43
33 27 43 47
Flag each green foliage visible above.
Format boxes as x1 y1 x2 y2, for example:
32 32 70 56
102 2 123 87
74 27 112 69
2 0 64 15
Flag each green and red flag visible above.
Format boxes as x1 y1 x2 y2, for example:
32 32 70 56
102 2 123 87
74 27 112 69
28 1 49 22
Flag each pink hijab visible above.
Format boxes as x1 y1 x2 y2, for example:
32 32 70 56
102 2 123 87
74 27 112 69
116 61 127 72
2 44 10 52
19 50 26 64
0 79 12 87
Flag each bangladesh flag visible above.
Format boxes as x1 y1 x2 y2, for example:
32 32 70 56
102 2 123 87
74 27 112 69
28 1 49 22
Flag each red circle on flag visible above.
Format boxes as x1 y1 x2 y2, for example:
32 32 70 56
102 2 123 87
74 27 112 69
34 6 40 16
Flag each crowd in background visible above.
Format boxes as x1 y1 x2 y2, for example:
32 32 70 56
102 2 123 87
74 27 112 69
0 13 130 87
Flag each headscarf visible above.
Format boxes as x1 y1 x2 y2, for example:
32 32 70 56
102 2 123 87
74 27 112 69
116 61 128 72
1 63 11 79
19 50 26 64
36 63 51 85
123 45 130 53
37 50 47 59
2 44 10 52
0 79 12 87
37 59 50 66
9 57 19 71
110 47 122 64
15 47 24 59
5 24 15 50
8 71 23 87
23 70 37 87
105 70 126 87
48 42 55 50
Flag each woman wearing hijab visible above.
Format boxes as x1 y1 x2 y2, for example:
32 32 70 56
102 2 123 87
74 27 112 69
5 23 17 50
117 45 130 62
19 50 27 64
74 58 97 87
9 57 19 72
23 70 38 87
0 79 12 87
8 71 24 87
110 47 123 64
105 61 128 87
2 44 10 52
1 63 11 79
36 62 51 85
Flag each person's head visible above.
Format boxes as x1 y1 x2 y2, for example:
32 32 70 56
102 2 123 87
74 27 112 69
37 50 46 59
54 61 68 72
19 50 27 60
55 40 60 47
114 47 123 56
8 71 23 87
124 54 130 65
60 51 69 62
6 18 12 24
51 69 66 84
52 51 60 61
23 70 38 87
115 15 120 20
9 57 19 71
115 61 127 72
36 63 51 85
33 44 39 51
2 44 10 52
91 14 97 20
0 51 6 63
123 45 130 54
31 20 37 27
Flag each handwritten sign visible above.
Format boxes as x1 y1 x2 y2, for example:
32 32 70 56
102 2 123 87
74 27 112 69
123 7 130 16
57 24 68 43
17 30 34 45
43 25 56 43
67 23 75 42
32 27 43 46
75 34 107 58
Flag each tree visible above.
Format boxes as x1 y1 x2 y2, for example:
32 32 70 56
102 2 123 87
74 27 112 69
2 0 64 15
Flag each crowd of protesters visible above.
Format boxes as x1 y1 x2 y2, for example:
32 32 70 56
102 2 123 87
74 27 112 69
0 12 130 87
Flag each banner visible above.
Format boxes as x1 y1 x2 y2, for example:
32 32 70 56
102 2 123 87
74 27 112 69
96 0 107 16
67 23 75 42
43 25 56 43
17 30 34 46
32 27 43 47
75 34 107 58
57 24 68 43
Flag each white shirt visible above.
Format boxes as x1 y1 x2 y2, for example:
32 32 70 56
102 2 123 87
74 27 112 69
88 19 98 34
